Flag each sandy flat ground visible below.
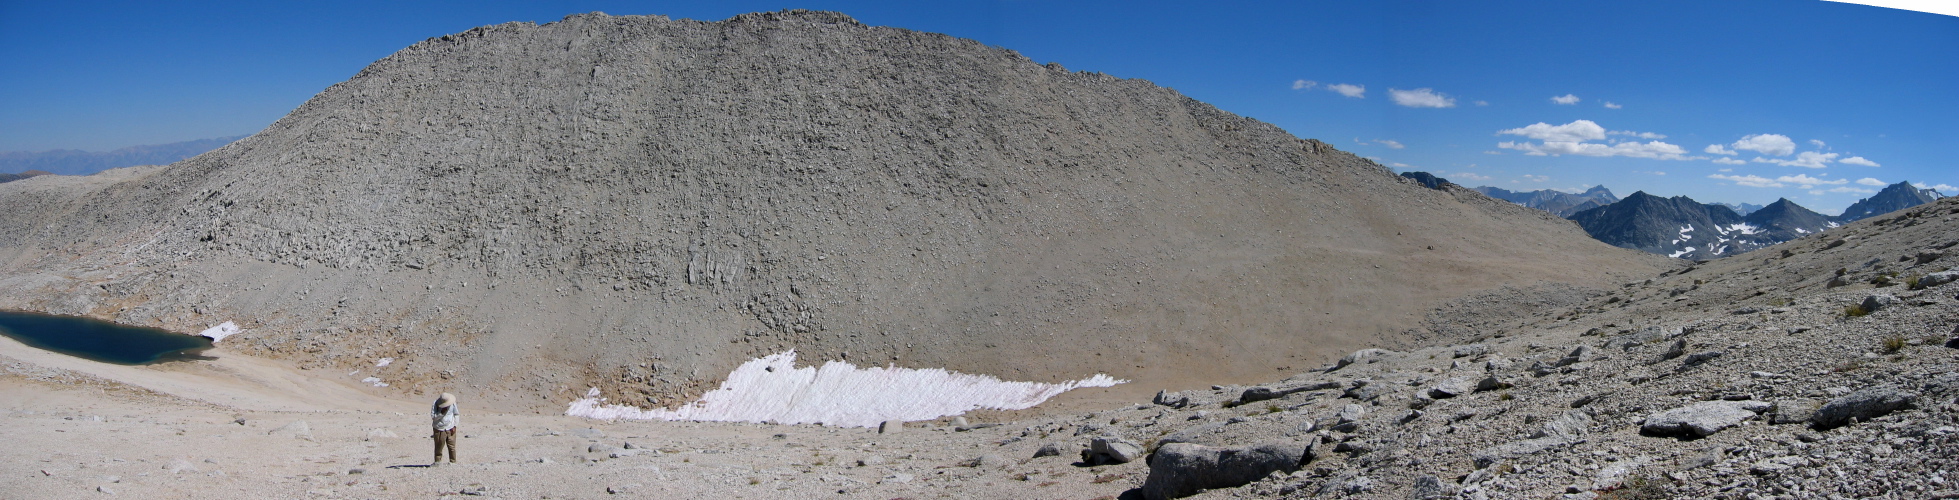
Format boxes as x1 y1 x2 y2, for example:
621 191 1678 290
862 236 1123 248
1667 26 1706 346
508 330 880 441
0 337 1149 500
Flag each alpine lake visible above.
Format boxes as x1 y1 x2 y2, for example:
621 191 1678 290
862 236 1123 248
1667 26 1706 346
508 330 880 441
0 310 213 365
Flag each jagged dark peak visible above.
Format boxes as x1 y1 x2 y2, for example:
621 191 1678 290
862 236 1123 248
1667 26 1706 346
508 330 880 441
1399 171 1451 190
1841 181 1936 222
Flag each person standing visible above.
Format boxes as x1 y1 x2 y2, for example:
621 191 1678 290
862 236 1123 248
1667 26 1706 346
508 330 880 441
432 392 459 465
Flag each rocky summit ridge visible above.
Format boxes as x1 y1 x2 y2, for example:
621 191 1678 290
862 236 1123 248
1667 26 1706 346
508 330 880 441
0 11 1664 411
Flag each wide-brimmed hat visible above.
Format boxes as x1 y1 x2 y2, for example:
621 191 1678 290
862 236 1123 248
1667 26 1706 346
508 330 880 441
436 393 455 408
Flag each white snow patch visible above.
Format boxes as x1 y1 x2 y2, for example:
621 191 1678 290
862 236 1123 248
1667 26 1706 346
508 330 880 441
1721 223 1760 235
1795 228 1810 234
1670 246 1697 258
566 350 1125 428
360 377 388 387
1826 221 1840 228
376 358 393 367
197 321 240 342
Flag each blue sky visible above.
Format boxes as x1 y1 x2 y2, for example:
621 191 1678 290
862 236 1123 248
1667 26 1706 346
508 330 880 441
2 1 1952 214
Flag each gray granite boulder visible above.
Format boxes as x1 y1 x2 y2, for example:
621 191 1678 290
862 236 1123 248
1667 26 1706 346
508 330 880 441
1641 400 1771 437
1141 441 1308 500
1811 385 1915 429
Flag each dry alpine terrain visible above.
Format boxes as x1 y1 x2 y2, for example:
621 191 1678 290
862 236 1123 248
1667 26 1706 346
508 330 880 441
0 10 1665 415
4 169 1956 500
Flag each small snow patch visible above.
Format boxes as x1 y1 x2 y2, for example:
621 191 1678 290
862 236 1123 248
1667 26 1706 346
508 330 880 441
360 377 387 387
567 350 1124 428
1670 246 1697 258
376 358 393 367
1721 223 1760 235
197 321 240 342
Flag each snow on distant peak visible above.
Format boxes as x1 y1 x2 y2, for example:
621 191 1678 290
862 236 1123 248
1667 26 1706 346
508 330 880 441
1721 223 1760 235
1670 246 1697 258
566 351 1125 428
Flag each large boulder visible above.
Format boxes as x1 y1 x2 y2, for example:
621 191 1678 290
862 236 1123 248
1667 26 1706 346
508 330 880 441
1860 294 1901 313
1141 441 1309 500
1641 400 1770 437
1811 386 1915 429
1081 437 1146 466
1918 270 1959 288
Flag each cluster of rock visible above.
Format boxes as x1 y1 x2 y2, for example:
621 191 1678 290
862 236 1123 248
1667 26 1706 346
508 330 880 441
1000 195 1959 498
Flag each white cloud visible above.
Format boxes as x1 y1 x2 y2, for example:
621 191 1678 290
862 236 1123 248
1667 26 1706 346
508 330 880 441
1731 134 1797 156
1446 171 1492 182
1926 183 1958 194
1710 174 1782 188
1499 120 1607 142
1753 151 1838 169
1777 174 1845 188
1326 83 1366 98
1829 186 1877 194
1551 94 1581 105
1705 144 1738 155
1809 190 1825 195
1808 139 1827 148
1712 157 1747 165
1603 101 1622 109
1498 140 1695 160
1609 130 1666 139
1389 88 1456 108
1373 139 1405 149
1292 79 1317 90
1391 162 1412 168
1856 177 1886 186
1718 168 1733 172
1839 156 1880 167
1474 100 1489 106
1521 174 1550 182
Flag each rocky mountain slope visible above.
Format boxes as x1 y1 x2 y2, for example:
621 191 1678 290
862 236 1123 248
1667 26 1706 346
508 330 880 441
0 11 1665 412
1002 191 1959 499
0 136 244 177
1841 181 1944 222
6 175 1947 500
1474 185 1620 218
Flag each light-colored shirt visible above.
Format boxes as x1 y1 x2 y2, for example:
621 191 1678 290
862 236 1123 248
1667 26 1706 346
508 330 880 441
432 402 458 432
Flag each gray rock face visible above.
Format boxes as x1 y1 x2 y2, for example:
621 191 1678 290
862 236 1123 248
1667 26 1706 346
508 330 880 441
1918 270 1959 288
1032 442 1066 458
1771 399 1821 425
1427 377 1476 399
1452 344 1491 359
878 420 904 434
1140 441 1307 500
1555 345 1595 366
1081 437 1145 466
1811 386 1915 429
1471 410 1591 467
1335 349 1397 370
1641 400 1770 437
1861 294 1901 313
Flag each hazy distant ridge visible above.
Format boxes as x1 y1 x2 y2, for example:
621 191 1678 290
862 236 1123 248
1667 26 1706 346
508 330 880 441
0 136 245 176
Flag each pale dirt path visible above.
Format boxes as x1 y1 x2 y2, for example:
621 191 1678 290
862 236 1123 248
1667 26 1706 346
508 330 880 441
0 343 1147 500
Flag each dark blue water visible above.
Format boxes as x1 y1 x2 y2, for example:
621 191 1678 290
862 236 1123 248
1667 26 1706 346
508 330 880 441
0 310 213 365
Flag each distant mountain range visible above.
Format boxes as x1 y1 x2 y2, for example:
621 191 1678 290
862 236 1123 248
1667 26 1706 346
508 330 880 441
0 136 245 176
1565 181 1941 260
1472 185 1619 217
1408 171 1946 260
0 170 51 184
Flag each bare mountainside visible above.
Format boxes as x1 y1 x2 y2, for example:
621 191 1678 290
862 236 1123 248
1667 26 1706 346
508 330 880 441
0 11 1666 411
